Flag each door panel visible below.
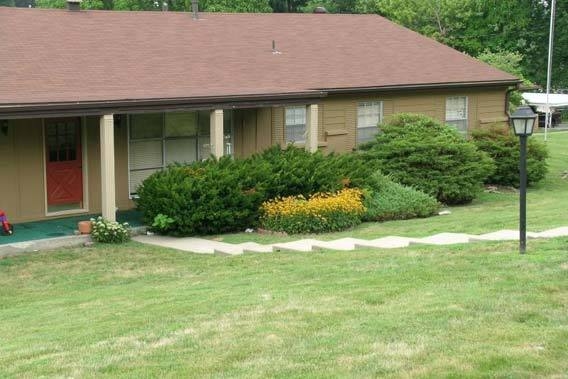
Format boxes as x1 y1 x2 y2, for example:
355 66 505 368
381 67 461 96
45 118 83 206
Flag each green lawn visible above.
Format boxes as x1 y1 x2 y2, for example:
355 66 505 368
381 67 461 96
211 131 568 245
1 238 567 377
1 131 567 377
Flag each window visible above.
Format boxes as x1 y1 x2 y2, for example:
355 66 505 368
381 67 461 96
46 120 79 162
357 101 383 145
285 106 306 143
446 96 468 135
128 111 233 196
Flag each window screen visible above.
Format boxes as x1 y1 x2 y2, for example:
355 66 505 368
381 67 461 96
285 106 306 143
446 96 468 135
357 101 382 145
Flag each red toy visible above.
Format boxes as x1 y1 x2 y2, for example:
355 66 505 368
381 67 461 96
0 210 13 236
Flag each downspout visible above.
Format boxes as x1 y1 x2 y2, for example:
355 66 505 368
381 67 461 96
505 83 522 115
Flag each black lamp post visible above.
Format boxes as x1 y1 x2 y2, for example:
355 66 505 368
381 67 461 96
509 105 537 254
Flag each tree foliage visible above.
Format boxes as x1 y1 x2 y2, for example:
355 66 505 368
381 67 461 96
477 50 533 107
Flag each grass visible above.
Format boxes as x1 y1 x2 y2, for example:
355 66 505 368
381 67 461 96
213 131 568 244
1 130 567 377
0 238 567 377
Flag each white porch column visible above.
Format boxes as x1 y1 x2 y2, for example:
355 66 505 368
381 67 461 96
210 109 224 158
100 114 116 222
306 104 319 153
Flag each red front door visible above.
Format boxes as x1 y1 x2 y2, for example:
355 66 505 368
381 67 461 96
45 118 83 206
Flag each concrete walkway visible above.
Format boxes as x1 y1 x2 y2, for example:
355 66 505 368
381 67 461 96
133 227 568 256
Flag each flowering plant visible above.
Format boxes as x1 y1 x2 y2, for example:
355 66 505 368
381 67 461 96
259 188 365 234
90 217 131 244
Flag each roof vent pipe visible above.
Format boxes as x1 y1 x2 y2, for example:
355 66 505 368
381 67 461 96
67 0 81 11
191 0 199 20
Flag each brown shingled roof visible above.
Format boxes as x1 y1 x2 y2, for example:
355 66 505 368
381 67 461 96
0 7 518 108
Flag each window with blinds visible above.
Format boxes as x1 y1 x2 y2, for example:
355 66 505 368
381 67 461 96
357 101 383 145
128 111 232 196
446 96 468 135
285 106 306 144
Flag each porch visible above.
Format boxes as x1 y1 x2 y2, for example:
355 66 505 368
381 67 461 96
0 210 143 246
0 104 319 224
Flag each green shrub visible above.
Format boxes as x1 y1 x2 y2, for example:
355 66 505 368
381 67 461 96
152 214 175 233
250 146 339 200
90 216 131 244
260 188 365 234
250 146 381 199
471 124 548 187
137 142 441 236
136 158 265 235
362 172 440 221
361 113 495 204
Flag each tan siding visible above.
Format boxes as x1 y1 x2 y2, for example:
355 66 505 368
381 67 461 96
234 110 245 158
2 116 136 223
322 99 352 153
271 107 284 146
114 115 133 210
0 120 19 221
86 117 101 214
256 107 272 152
468 94 478 131
15 119 45 221
0 119 45 222
319 87 508 152
382 100 395 121
242 110 257 157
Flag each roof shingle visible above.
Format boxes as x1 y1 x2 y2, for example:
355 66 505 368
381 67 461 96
0 8 518 106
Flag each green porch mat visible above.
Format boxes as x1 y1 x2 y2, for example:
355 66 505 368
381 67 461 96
0 210 143 246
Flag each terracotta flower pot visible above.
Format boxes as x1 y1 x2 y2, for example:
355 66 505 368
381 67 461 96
78 220 93 234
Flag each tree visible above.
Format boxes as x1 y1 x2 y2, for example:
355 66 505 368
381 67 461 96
200 0 272 12
269 0 307 12
477 50 533 107
300 0 357 13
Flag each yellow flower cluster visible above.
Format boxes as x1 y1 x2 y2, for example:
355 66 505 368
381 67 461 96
261 188 366 218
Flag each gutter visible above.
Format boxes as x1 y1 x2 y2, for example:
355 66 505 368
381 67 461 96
0 79 521 119
0 91 327 119
320 79 521 94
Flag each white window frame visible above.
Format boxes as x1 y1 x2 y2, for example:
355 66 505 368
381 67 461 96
445 96 468 135
285 106 307 144
357 101 383 145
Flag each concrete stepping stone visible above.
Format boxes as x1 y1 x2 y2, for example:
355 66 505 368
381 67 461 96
412 232 474 245
132 226 568 256
311 238 360 251
354 236 416 249
133 235 215 254
238 242 273 254
534 227 568 238
472 229 539 241
272 239 320 252
213 242 245 256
